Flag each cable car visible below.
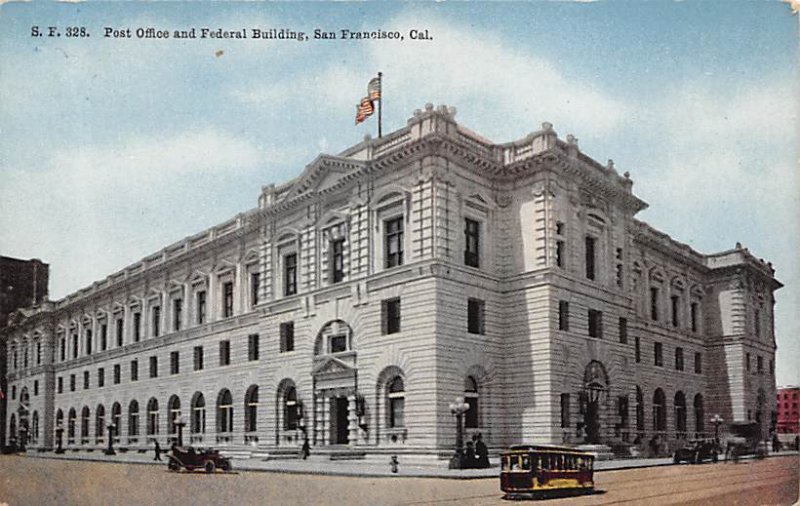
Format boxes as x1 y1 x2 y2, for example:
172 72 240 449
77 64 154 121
500 445 595 499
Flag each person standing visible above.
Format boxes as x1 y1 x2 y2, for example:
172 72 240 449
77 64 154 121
153 440 163 461
301 437 310 460
475 433 490 468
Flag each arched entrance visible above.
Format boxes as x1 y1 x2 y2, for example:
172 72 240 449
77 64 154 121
581 361 608 444
312 319 358 446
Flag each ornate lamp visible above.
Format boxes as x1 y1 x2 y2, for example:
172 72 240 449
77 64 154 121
448 396 470 469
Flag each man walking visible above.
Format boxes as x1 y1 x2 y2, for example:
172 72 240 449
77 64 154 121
153 440 163 461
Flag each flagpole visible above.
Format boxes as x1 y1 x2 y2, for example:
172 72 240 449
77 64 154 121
378 72 383 139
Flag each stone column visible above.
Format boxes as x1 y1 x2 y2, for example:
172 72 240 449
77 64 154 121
347 394 359 446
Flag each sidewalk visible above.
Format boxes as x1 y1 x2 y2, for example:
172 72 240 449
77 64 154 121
22 448 799 480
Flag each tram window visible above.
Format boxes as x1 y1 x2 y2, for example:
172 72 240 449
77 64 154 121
521 455 531 470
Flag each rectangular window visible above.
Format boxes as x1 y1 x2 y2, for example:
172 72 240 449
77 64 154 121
58 376 63 394
280 322 295 353
116 318 124 347
149 356 158 378
615 248 624 288
654 342 663 367
248 334 260 361
170 351 179 374
113 364 121 384
671 295 680 327
675 347 684 371
746 353 751 371
650 288 659 321
130 360 138 382
560 393 570 428
194 346 204 371
133 312 141 342
85 328 92 355
152 306 161 337
464 218 480 268
757 355 763 374
284 253 298 296
173 298 182 331
588 310 603 338
558 301 570 331
382 298 402 335
98 368 105 388
384 217 404 268
222 282 234 318
71 334 78 358
11 386 15 400
769 359 774 375
635 337 641 363
250 271 261 305
100 324 108 351
556 240 565 268
585 236 596 280
690 302 698 333
619 317 628 344
197 291 207 324
219 340 231 366
754 309 761 338
34 380 39 396
467 298 486 335
60 336 66 361
695 352 702 374
618 396 630 428
83 371 90 390
331 239 345 283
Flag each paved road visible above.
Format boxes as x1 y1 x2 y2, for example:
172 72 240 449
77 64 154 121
0 454 797 505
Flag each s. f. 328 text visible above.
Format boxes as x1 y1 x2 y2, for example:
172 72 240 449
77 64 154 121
30 26 90 37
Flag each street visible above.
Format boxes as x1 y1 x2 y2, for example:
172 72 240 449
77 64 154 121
0 455 797 505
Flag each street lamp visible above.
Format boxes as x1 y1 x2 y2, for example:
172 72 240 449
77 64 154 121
448 396 470 470
55 422 64 454
711 414 724 442
174 415 187 447
105 423 116 456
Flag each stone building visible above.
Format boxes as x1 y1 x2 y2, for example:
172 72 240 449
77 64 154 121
2 105 781 459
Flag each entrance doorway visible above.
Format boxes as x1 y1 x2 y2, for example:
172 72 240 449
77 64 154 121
330 397 349 444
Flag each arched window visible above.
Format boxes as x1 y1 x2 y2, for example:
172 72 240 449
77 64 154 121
217 389 233 434
464 376 479 429
32 411 39 444
81 406 91 441
167 395 181 437
111 403 122 439
128 401 139 438
387 377 405 428
652 389 666 432
674 392 687 435
694 394 705 435
95 404 106 439
147 398 159 436
283 386 298 431
68 408 77 442
245 385 259 433
636 387 645 432
191 392 206 435
56 409 64 436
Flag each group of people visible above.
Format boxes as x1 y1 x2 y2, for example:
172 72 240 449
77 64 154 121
463 433 490 469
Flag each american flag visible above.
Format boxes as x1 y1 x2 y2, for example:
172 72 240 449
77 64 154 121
355 97 374 124
368 76 381 101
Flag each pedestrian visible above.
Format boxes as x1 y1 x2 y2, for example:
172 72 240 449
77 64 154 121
649 435 659 457
301 437 310 460
153 440 162 461
475 433 490 469
464 441 476 469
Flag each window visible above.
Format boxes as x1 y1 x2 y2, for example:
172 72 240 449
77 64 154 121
695 352 702 374
149 356 158 378
115 318 124 347
653 388 667 431
147 398 159 436
585 236 596 280
60 335 66 361
754 309 761 338
250 271 261 305
168 396 181 437
635 337 641 363
284 253 298 296
387 377 405 428
280 322 295 353
194 346 204 371
671 295 680 327
468 298 486 335
382 298 402 335
57 376 63 394
173 299 182 331
654 342 663 367
555 221 565 269
98 367 105 388
100 324 108 351
464 377 479 429
170 351 179 375
85 328 92 355
83 371 90 389
384 217 404 268
219 340 231 366
133 312 141 342
222 282 234 318
588 310 603 338
650 288 660 321
757 355 763 374
675 392 687 434
248 334 259 361
191 393 206 435
217 389 234 434
464 218 480 268
558 301 570 331
11 386 15 400
619 317 628 344
34 380 39 396
769 359 774 375
151 306 161 337
675 347 684 371
331 239 345 283
130 359 138 381
245 386 259 433
71 333 78 358
694 394 705 434
560 393 570 428
113 364 121 384
618 395 629 429
284 387 299 430
615 247 624 288
690 302 698 333
197 291 207 324
746 353 751 372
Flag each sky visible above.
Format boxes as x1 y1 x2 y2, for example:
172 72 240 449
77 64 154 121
0 2 797 385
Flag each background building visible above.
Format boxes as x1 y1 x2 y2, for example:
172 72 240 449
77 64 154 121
776 385 799 440
2 105 781 459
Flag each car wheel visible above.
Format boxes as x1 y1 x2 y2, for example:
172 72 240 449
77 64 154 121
168 461 179 472
673 454 680 464
711 452 718 463
205 460 216 473
221 460 231 472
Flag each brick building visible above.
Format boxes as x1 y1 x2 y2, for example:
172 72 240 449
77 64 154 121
2 105 781 459
776 386 799 435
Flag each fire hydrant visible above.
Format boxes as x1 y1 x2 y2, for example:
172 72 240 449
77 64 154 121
389 455 399 473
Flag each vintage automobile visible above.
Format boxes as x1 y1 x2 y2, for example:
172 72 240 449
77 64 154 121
673 439 719 464
725 422 768 462
167 446 233 473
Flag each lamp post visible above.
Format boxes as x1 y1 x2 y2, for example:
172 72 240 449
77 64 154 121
105 423 116 455
175 415 187 447
448 396 470 470
711 414 724 442
55 422 64 454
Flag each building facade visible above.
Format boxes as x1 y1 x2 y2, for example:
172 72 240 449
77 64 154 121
2 105 781 458
776 386 799 435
